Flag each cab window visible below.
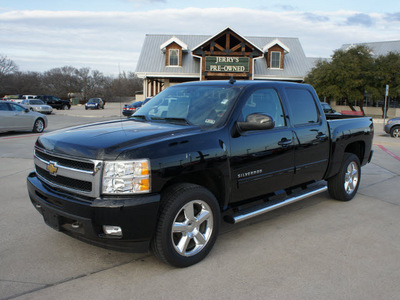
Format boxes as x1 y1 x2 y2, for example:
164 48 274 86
285 88 320 126
241 88 286 128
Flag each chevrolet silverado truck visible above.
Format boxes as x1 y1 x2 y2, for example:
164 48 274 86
27 80 374 267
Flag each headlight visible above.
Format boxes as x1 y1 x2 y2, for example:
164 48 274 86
102 159 150 194
387 120 392 125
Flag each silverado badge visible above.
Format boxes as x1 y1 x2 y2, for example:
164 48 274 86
46 162 58 176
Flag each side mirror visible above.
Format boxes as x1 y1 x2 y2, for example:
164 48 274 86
24 108 30 113
237 113 275 131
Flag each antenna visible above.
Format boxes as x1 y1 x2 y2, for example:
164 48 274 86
229 76 236 84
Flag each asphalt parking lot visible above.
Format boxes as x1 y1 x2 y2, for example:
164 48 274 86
1 104 400 300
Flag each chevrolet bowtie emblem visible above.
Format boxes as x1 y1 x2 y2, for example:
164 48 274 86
46 162 58 176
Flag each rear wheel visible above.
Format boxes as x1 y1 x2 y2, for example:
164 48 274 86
152 183 220 267
33 118 45 133
390 126 400 138
328 153 360 201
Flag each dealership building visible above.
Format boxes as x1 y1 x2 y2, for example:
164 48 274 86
135 27 321 98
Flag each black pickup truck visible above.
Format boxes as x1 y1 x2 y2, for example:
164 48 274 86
37 95 71 110
27 80 373 267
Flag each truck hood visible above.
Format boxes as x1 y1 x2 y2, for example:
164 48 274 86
36 119 200 160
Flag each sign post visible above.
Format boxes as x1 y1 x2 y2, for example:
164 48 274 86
383 84 389 129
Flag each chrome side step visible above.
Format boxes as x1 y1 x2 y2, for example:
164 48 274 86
224 182 327 224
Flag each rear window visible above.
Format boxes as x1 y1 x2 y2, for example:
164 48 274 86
285 88 320 126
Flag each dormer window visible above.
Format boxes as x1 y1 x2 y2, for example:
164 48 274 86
263 39 290 70
169 49 179 66
160 36 188 67
271 52 281 69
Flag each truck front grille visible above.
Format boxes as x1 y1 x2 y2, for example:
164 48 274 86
35 166 92 192
34 147 103 198
35 150 94 171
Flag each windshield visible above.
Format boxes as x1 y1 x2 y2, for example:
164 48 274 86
31 100 44 105
133 85 241 127
88 98 99 103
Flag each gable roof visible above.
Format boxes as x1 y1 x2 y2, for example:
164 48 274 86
341 40 400 57
262 38 290 53
160 36 188 52
136 33 322 81
192 26 263 54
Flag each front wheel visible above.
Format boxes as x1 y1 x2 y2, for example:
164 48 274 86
152 183 220 267
32 118 45 133
328 153 361 201
390 126 400 138
62 105 69 110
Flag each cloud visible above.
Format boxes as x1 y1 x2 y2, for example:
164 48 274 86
302 12 330 22
345 13 374 27
0 8 399 75
386 12 400 21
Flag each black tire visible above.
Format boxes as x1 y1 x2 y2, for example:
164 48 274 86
328 153 361 201
32 118 45 133
152 183 220 268
390 126 400 138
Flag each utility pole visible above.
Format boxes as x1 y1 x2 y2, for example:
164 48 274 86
383 84 389 129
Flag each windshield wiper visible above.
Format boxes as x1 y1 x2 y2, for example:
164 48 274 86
150 117 193 125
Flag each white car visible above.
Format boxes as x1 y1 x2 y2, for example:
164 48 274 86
21 99 53 114
0 101 48 133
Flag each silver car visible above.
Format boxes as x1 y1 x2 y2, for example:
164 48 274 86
0 101 48 133
384 117 400 138
21 99 53 114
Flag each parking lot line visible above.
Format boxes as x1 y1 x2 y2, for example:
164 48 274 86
376 144 400 162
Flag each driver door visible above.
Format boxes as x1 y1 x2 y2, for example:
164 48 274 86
229 88 295 203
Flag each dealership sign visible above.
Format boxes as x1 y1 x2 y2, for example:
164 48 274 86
205 56 249 73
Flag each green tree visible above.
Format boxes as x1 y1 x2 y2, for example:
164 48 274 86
374 52 400 116
306 45 375 114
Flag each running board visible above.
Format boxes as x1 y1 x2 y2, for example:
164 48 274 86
224 182 327 224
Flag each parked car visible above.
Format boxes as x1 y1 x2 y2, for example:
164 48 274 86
321 102 341 115
122 101 143 117
22 95 38 100
0 101 47 133
85 98 105 110
384 117 400 137
21 99 53 115
28 80 373 267
37 95 71 110
3 95 24 103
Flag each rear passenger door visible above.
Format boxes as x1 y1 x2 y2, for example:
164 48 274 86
284 87 329 185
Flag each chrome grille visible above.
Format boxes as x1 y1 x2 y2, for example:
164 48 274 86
34 147 103 198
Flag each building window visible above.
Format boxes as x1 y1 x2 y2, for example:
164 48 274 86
270 52 281 69
169 49 179 66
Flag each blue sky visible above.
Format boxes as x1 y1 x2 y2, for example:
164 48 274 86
1 0 399 75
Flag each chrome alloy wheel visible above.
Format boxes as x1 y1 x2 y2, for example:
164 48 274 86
392 128 400 138
34 119 44 133
344 161 359 195
171 200 214 257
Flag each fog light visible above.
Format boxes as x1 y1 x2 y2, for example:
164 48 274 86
103 225 123 237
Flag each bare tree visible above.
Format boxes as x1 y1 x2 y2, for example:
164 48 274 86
0 54 18 79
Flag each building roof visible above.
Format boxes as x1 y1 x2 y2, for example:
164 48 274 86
341 40 400 57
136 33 323 81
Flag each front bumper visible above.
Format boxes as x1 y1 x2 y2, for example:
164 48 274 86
384 124 392 134
86 104 99 109
27 171 160 252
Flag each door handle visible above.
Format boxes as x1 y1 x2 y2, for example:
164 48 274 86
316 132 328 141
278 138 292 147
